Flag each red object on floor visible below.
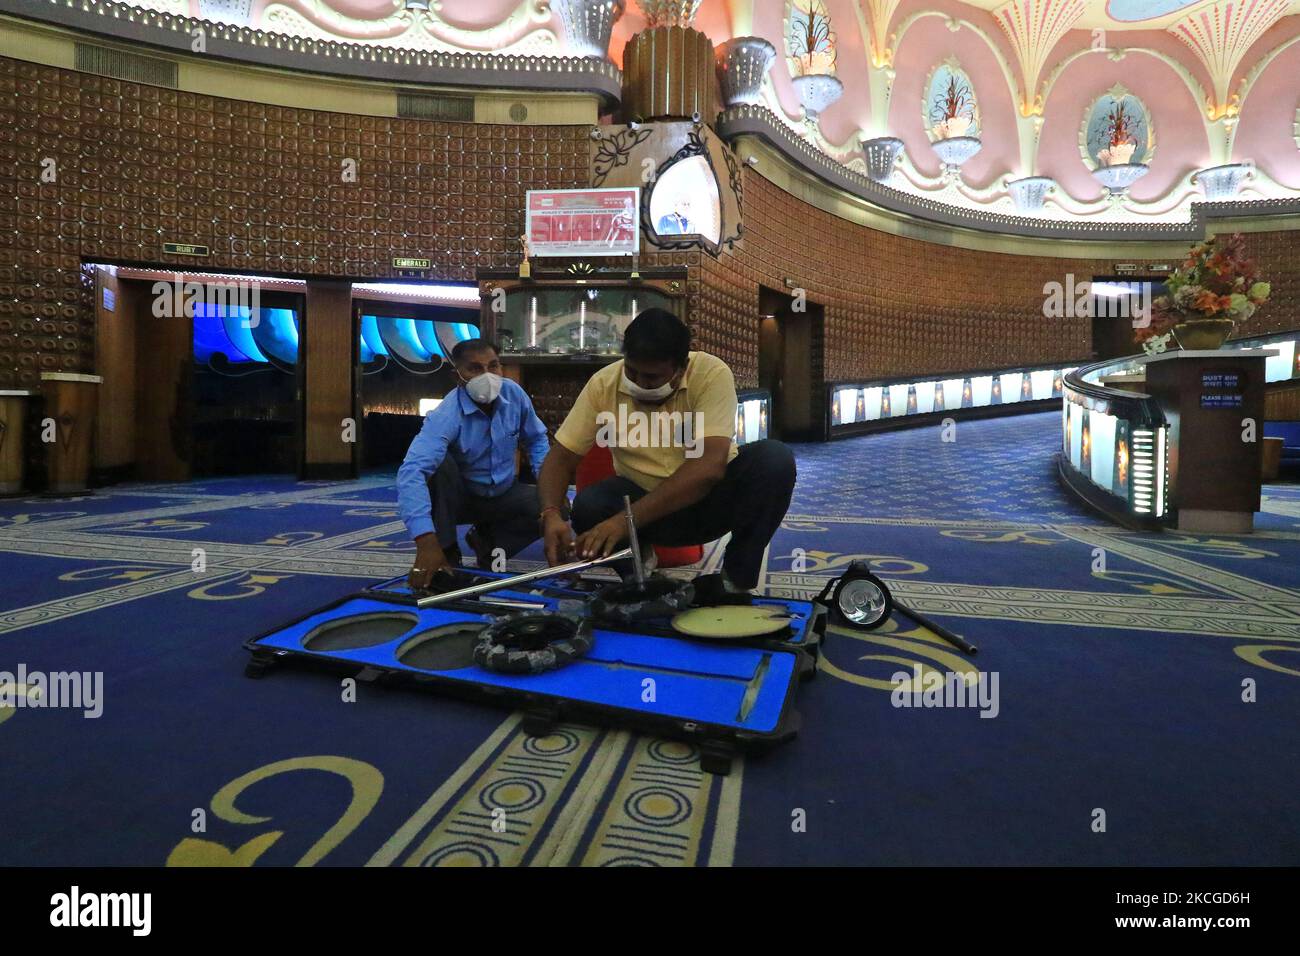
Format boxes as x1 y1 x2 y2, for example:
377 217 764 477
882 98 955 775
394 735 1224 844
574 444 703 568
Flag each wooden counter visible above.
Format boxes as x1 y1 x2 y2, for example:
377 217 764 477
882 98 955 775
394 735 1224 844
40 373 102 495
1143 349 1274 533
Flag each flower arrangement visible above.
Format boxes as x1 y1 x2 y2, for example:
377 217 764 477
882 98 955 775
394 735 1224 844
1096 101 1138 166
1135 233 1270 348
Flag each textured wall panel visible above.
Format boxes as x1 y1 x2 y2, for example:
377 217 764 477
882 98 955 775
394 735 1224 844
3 54 1298 401
0 56 588 389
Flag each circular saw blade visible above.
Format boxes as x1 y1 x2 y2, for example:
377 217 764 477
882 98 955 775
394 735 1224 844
670 605 792 639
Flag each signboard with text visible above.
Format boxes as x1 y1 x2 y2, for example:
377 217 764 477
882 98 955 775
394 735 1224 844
525 187 640 258
1200 371 1244 408
163 242 209 257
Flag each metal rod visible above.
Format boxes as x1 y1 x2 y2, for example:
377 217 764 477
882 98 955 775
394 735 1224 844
623 495 646 588
895 600 978 655
415 548 633 609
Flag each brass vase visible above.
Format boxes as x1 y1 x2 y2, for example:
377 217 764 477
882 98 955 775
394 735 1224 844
1171 316 1236 350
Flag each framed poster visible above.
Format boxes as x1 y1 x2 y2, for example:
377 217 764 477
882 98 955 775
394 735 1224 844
525 187 640 258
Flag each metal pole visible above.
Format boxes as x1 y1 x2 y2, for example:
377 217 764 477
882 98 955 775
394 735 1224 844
415 548 634 609
896 600 978 655
623 495 646 588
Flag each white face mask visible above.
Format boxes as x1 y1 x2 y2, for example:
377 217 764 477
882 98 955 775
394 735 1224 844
463 371 503 404
621 368 677 403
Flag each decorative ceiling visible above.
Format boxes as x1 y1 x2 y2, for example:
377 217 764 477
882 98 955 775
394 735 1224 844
14 0 1300 230
960 0 1300 29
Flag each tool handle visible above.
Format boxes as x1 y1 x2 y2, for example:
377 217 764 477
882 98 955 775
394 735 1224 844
415 548 634 609
896 600 978 655
624 495 646 587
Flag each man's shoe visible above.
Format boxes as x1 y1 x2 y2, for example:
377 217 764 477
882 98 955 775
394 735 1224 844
690 571 754 606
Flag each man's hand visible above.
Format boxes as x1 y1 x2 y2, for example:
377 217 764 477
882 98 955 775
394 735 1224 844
542 512 575 566
408 535 452 591
573 514 627 560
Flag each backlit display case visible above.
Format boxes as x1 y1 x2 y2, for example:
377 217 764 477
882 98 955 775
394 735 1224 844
478 268 686 358
827 362 1077 437
1061 356 1169 527
735 389 771 445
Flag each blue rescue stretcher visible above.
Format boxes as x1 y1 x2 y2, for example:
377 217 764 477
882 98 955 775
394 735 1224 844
243 568 826 774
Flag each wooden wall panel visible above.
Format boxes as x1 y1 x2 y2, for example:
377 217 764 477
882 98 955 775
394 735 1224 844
93 267 136 474
133 279 191 481
1265 382 1300 420
303 280 355 477
3 53 1298 440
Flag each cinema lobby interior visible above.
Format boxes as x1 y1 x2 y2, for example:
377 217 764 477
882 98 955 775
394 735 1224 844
3 0 1300 874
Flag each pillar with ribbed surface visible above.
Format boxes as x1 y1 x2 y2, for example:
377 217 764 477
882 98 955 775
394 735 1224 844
622 26 717 122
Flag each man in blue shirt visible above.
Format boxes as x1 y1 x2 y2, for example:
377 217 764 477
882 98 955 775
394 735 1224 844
397 339 549 589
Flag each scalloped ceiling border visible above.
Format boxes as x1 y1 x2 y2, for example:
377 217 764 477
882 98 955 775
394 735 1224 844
0 0 623 102
717 104 1300 242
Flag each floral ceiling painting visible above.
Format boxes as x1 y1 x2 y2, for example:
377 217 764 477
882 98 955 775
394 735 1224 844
1083 86 1154 169
785 0 838 76
925 59 982 140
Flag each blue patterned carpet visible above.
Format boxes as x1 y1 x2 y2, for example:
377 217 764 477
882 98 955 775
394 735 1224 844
3 411 1299 866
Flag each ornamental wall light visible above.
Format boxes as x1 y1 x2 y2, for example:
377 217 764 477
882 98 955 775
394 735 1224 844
1091 162 1148 195
198 0 255 24
1007 176 1055 213
793 74 844 120
555 0 625 59
1192 163 1254 200
862 136 904 183
717 37 777 108
787 0 841 121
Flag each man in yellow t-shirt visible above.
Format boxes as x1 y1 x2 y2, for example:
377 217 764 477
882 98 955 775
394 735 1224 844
536 308 796 594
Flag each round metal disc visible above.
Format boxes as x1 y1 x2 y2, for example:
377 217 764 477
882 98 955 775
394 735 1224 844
670 606 792 639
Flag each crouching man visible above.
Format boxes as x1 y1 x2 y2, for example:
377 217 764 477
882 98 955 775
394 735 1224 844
536 308 796 596
398 338 549 589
